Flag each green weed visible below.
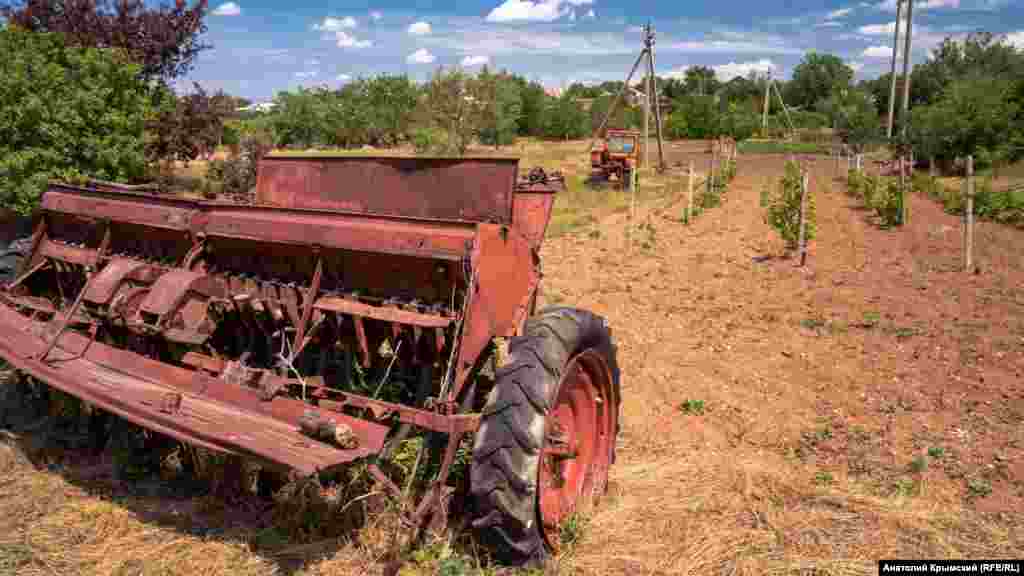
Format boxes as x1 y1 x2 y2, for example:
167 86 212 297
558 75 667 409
679 399 706 415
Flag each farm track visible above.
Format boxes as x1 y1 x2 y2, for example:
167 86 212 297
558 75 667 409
1 150 1023 575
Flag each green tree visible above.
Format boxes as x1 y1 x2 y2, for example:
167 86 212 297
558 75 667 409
418 67 477 154
516 79 547 136
0 27 150 216
475 68 522 147
543 93 588 140
822 88 880 152
684 66 719 96
785 52 854 111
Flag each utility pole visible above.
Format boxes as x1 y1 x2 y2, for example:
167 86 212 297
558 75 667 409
590 22 665 171
762 73 771 135
900 0 914 138
644 67 651 169
886 0 903 139
646 23 666 172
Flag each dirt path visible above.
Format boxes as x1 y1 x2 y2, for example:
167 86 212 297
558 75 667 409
538 154 1024 574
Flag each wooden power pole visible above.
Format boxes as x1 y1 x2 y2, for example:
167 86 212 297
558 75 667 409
589 22 666 171
886 0 903 139
900 0 914 136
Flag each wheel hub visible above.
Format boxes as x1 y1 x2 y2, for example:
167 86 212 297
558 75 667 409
537 349 616 551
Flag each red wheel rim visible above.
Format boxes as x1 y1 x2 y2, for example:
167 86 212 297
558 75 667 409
538 349 617 551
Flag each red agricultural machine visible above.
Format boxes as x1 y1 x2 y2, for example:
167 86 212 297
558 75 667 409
589 128 640 190
0 155 620 565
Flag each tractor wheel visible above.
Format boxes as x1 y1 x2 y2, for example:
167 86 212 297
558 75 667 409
470 307 620 566
623 169 633 191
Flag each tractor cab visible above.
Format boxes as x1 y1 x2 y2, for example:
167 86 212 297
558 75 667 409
590 129 640 189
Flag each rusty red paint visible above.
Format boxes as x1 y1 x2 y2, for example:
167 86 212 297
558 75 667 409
0 301 389 475
139 270 223 317
256 155 519 223
538 350 616 552
314 296 452 328
0 157 573 521
84 259 159 305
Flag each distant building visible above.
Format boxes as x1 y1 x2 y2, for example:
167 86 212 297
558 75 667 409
237 102 276 113
544 86 563 98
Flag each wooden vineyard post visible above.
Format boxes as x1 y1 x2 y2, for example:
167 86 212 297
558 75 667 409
687 159 695 224
965 155 975 272
798 169 810 267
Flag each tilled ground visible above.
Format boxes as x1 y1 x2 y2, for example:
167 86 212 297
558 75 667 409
537 153 1024 574
1 149 1022 576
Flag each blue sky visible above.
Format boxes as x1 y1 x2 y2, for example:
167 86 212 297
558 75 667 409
183 0 1024 100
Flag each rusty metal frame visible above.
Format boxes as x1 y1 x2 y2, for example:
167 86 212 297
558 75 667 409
0 157 564 532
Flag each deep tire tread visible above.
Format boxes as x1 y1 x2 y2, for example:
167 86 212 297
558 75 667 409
470 306 620 567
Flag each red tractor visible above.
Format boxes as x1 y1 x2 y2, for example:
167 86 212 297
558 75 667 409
590 129 640 189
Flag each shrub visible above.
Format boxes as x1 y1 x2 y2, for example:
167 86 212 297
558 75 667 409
767 161 815 250
872 178 904 228
0 28 150 216
205 134 271 199
410 126 448 155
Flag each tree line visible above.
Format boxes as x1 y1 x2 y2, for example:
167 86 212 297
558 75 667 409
2 0 1023 215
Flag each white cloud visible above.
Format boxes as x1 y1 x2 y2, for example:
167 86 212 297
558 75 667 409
877 0 959 11
566 0 594 4
212 2 241 16
295 70 319 79
334 31 372 48
817 21 843 27
337 73 352 82
461 55 490 67
858 19 904 35
314 16 357 31
408 21 432 35
713 59 777 80
486 0 568 22
848 61 865 71
585 8 595 18
862 45 893 57
667 39 802 55
568 10 576 21
1003 30 1024 49
370 11 382 21
626 25 643 33
826 7 854 19
407 48 436 64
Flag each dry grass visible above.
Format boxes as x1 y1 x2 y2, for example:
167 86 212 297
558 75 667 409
4 142 1022 576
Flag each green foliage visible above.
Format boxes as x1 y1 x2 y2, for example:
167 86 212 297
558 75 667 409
679 399 706 415
928 447 946 459
543 92 590 140
664 108 689 140
205 134 271 198
0 28 149 216
786 52 855 111
871 178 905 228
824 89 881 153
417 67 479 154
474 67 522 147
266 75 418 150
814 471 834 486
766 161 816 250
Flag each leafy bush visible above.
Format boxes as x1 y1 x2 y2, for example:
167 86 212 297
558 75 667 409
0 28 150 216
410 126 448 155
871 178 905 228
912 173 943 200
846 169 863 197
767 161 816 250
205 135 271 199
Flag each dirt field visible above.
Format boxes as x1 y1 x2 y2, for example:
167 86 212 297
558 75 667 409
2 143 1023 575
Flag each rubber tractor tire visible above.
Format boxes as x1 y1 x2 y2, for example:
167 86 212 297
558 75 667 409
470 307 621 566
623 168 633 191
